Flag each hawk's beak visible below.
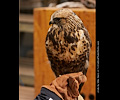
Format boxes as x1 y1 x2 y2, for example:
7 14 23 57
49 21 54 25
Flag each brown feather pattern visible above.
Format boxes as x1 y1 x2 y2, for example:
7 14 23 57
45 9 92 77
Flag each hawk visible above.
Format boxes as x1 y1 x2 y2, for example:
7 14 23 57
45 9 92 92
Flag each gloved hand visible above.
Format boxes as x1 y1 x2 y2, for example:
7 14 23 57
42 72 87 100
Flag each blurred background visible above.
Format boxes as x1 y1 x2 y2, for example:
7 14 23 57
19 0 96 100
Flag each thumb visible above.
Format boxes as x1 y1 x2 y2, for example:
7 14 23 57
76 75 87 84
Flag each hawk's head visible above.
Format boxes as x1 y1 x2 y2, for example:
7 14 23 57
49 9 82 27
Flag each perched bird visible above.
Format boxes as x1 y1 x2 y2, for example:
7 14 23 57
45 9 92 92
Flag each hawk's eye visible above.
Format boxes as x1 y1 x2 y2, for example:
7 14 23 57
53 18 61 21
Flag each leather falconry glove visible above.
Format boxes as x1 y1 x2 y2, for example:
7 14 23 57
42 72 87 100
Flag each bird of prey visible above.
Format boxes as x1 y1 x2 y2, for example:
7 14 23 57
45 9 92 92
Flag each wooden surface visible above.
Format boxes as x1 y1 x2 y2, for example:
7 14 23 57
34 7 96 100
19 86 35 100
